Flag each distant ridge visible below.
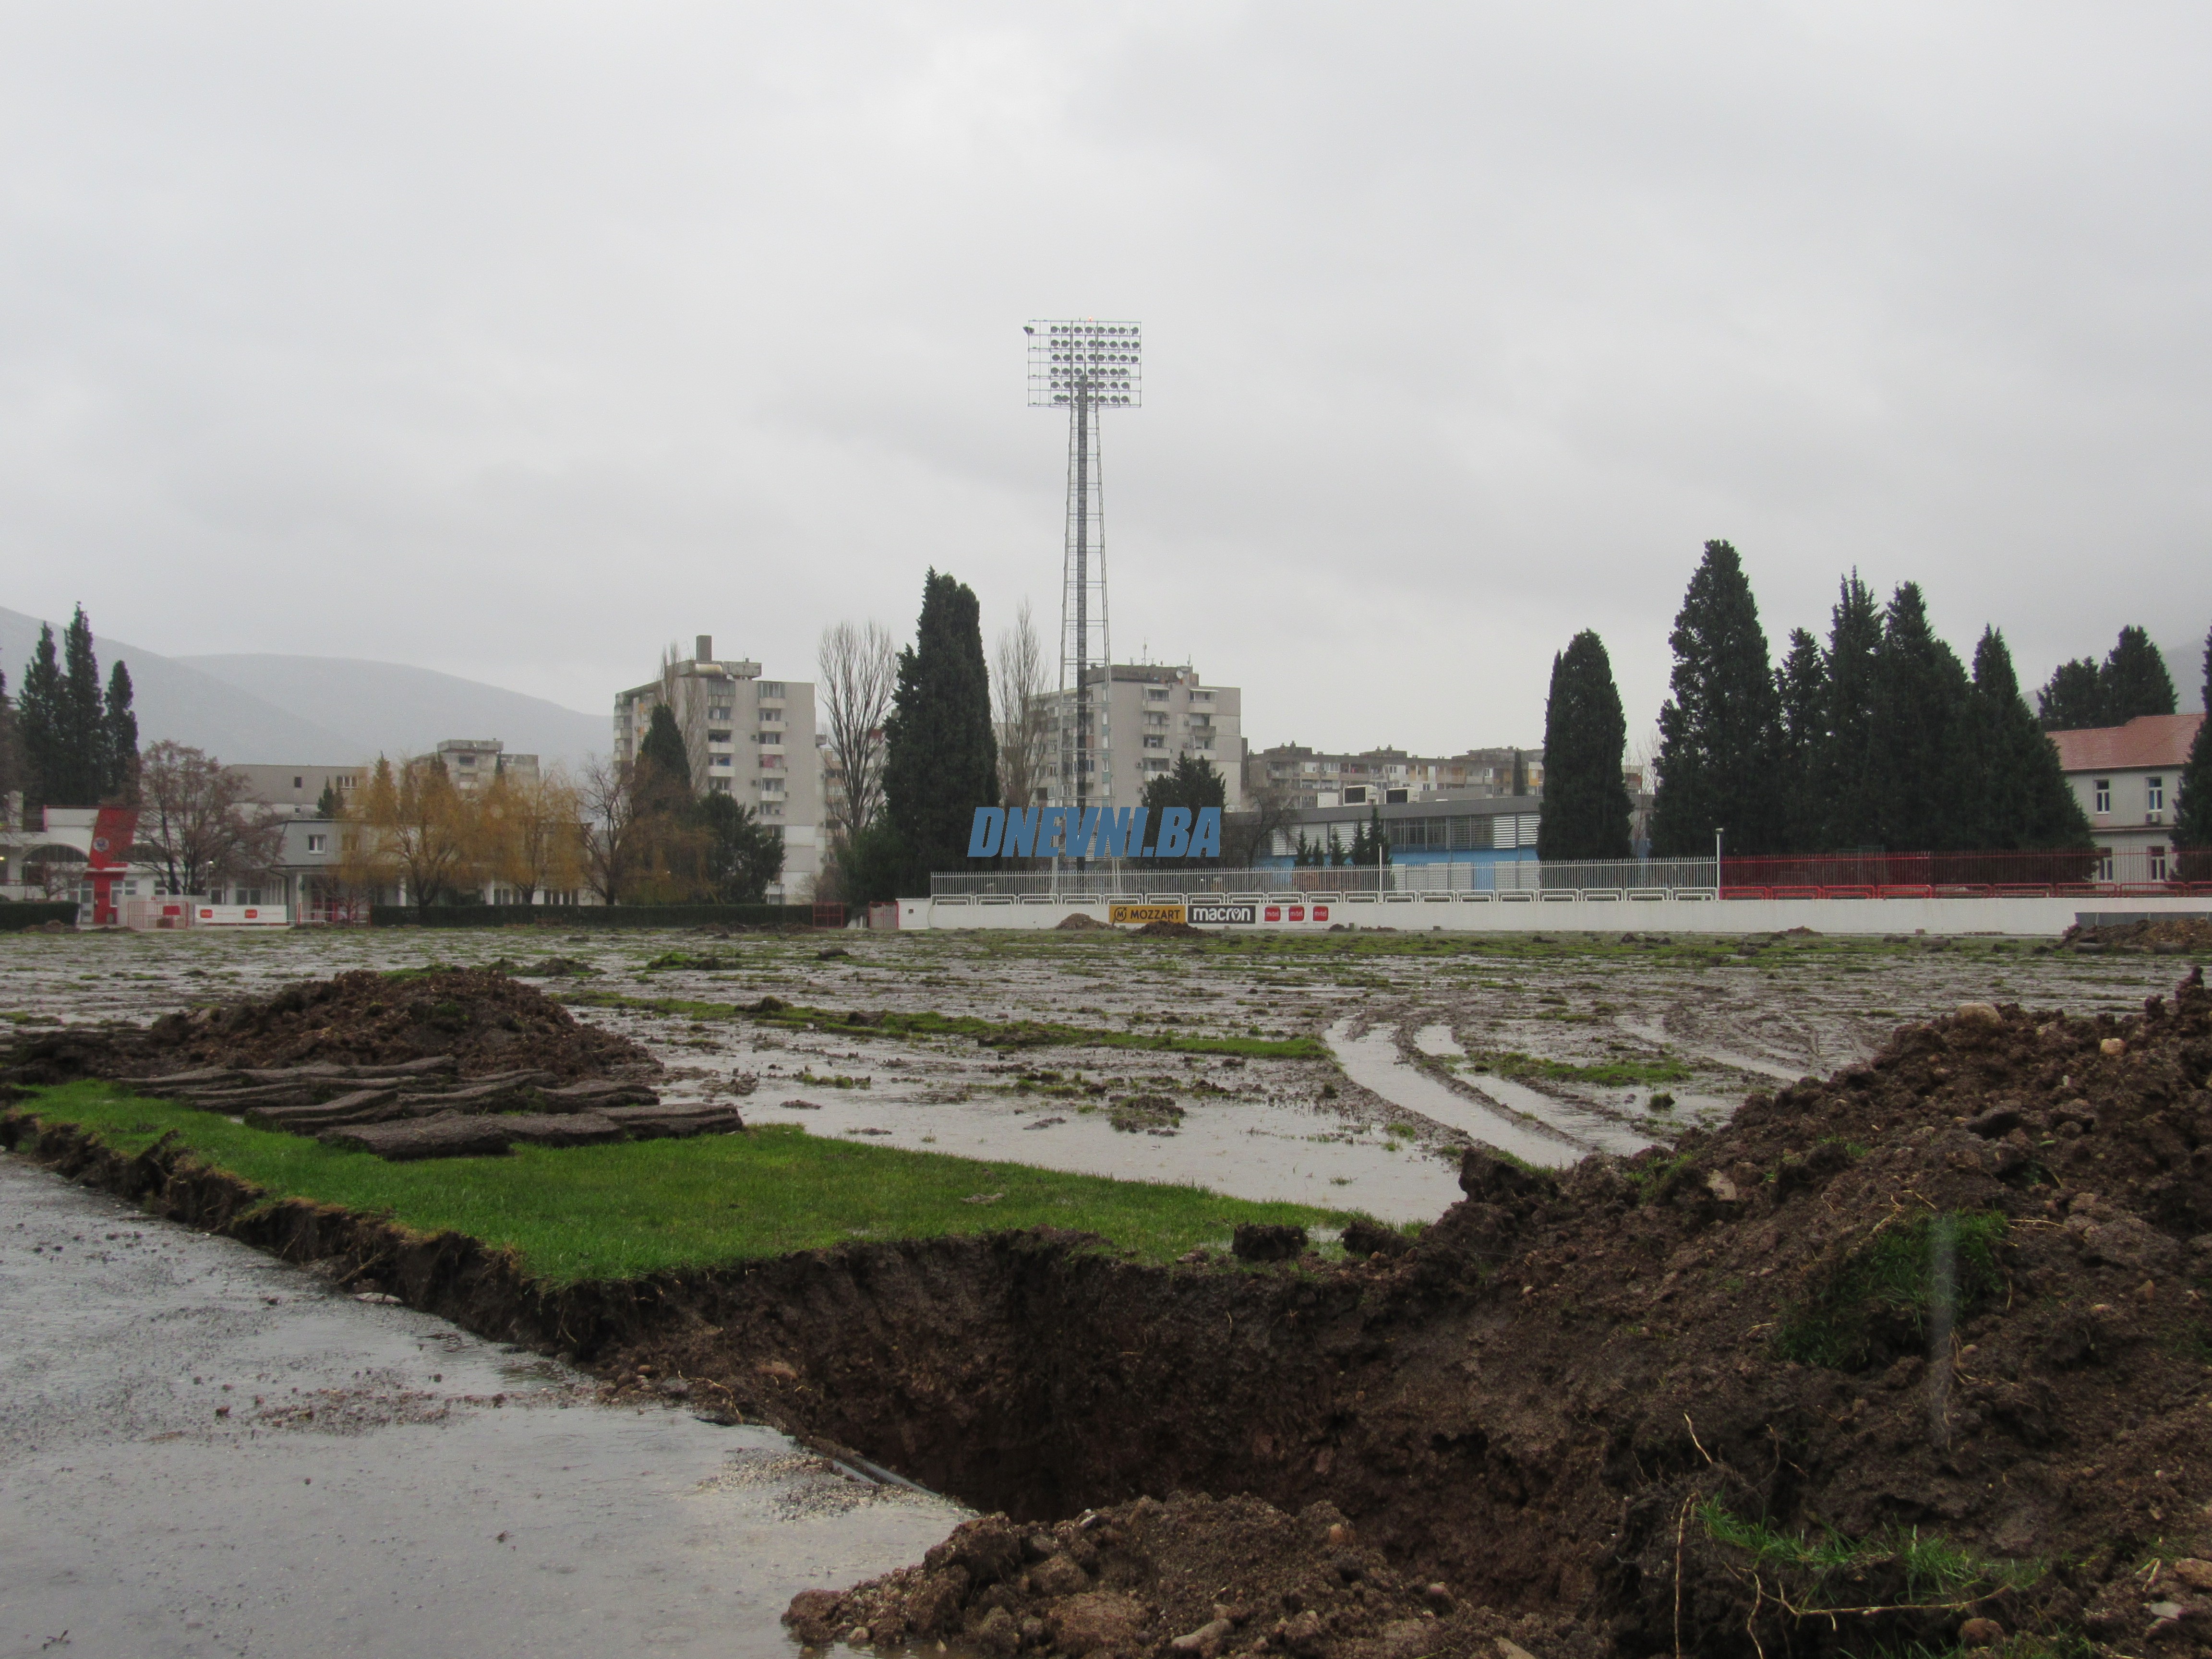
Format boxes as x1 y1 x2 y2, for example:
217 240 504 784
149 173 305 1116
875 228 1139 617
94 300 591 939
0 609 605 769
178 655 605 769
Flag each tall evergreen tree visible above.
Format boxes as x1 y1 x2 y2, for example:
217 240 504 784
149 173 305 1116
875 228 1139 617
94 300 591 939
0 669 19 825
101 660 138 802
635 703 693 810
16 623 63 813
1650 541 1782 857
1815 572 1883 850
1968 628 2092 850
1536 630 1632 862
1773 627 1827 853
2177 624 2212 866
1866 583 1975 852
1139 755 1226 867
2036 657 2105 731
882 570 998 893
2099 625 2176 722
58 605 103 804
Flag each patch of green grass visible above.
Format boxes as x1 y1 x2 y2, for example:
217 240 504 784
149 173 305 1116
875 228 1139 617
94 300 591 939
12 1082 1351 1284
1700 1501 2045 1613
1469 1047 1693 1087
1774 1210 2009 1370
562 990 1328 1059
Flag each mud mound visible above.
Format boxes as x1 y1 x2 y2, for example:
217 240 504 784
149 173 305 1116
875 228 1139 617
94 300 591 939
1055 912 1109 931
787 1499 1594 1659
0 968 653 1087
2064 914 2212 953
1132 919 1210 939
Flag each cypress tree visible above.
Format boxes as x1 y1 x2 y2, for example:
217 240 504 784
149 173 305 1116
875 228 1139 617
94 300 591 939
1773 627 1826 854
1536 630 1632 862
2099 625 2176 722
882 569 998 892
2036 658 2105 731
1866 583 1975 852
101 660 138 802
0 669 17 825
58 605 103 805
1968 628 2092 850
636 703 693 808
2176 625 2212 868
1816 572 1883 850
1650 541 1782 857
17 623 63 814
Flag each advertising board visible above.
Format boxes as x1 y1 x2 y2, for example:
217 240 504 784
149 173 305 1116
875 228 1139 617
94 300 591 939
1185 901 1258 926
1108 902 1186 925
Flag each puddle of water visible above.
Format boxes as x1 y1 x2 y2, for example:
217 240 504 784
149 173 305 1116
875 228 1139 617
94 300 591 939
1325 1021 1587 1168
741 1086 1460 1223
1412 1024 1465 1058
0 1157 964 1659
1450 1063 1656 1158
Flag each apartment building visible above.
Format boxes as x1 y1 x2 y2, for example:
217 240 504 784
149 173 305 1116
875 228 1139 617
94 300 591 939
432 739 539 795
1046 664 1243 812
1246 744 1545 808
231 764 368 813
612 636 822 900
2050 712 2204 883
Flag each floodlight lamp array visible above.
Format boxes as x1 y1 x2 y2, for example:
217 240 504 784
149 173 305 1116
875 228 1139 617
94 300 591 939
1026 319 1142 409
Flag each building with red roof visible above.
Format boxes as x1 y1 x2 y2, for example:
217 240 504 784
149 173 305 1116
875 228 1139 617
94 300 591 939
2048 713 2204 882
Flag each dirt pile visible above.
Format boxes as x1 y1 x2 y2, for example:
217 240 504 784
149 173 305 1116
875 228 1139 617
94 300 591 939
1056 913 1110 931
0 968 654 1088
785 1499 1593 1659
1133 920 1211 939
2064 915 2212 953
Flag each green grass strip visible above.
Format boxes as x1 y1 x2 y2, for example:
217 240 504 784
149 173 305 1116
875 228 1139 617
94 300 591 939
563 989 1329 1059
1469 1049 1693 1086
12 1082 1352 1285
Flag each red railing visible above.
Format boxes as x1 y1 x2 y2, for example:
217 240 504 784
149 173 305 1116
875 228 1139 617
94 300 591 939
1717 846 2209 900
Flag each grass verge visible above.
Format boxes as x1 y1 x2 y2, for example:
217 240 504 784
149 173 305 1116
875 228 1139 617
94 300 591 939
1468 1047 1694 1087
563 988 1329 1059
1699 1501 2044 1614
10 1082 1353 1285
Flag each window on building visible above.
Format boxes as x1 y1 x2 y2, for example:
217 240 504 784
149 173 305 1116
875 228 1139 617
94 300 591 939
708 729 731 743
712 755 731 768
1144 686 1170 700
1142 735 1165 749
758 731 782 745
1191 689 1212 701
1385 788 1408 804
2095 846 2114 881
2150 845 2169 881
1343 786 1368 804
2147 777 2164 811
711 778 731 793
292 775 303 789
758 682 786 699
306 834 327 854
2094 779 2111 813
760 708 783 722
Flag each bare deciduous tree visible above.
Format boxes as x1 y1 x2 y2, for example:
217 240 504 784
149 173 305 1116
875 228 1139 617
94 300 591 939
1223 780 1299 869
817 619 896 850
135 740 286 895
994 598 1051 814
577 754 645 905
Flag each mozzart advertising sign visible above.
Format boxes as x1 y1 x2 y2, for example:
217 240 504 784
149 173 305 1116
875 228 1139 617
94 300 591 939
967 805 1222 861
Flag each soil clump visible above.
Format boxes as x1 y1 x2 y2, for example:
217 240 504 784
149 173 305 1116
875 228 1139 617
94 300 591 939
2064 915 2212 954
1056 913 1110 931
0 967 654 1088
1133 920 1212 939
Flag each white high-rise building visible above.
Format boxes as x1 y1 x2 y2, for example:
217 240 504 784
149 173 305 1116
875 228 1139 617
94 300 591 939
612 636 821 901
1046 663 1242 814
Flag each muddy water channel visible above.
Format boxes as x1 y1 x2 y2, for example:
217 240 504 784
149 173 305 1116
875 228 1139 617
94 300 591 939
0 1156 964 1659
0 925 2190 1221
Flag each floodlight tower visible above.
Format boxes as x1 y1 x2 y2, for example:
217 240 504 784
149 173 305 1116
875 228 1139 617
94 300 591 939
1026 319 1141 840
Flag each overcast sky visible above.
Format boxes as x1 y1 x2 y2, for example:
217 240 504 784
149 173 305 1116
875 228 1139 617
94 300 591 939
3 2 2208 754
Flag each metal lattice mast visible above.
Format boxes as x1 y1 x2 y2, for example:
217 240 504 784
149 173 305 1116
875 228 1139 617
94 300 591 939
1027 320 1141 837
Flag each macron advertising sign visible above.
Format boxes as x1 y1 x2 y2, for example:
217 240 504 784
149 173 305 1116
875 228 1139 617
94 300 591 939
968 805 1221 861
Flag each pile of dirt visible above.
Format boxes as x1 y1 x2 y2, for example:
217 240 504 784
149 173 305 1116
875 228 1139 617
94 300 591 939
0 968 654 1088
1132 919 1211 939
785 1499 1590 1659
2064 915 2212 953
1056 912 1110 931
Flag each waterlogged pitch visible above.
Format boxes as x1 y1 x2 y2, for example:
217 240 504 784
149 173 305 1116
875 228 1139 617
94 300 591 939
0 922 2190 1222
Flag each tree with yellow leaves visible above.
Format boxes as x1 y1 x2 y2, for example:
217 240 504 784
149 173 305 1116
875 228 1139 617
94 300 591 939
479 768 584 905
340 754 477 914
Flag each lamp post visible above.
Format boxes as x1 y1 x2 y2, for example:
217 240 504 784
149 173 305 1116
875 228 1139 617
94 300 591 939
1715 826 1725 893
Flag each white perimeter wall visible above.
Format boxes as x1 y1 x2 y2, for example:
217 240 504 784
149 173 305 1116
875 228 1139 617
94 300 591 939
902 893 2212 938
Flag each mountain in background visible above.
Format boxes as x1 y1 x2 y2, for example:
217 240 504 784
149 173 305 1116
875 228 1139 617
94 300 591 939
178 655 606 769
0 608 605 770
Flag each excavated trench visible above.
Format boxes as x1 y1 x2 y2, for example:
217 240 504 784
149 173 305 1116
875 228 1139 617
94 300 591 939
12 966 2212 1657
